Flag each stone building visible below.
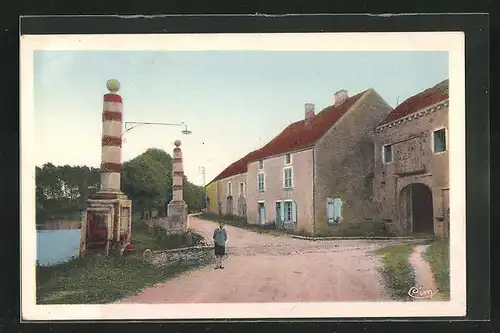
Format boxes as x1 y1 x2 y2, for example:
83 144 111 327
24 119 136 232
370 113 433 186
207 88 394 235
245 89 393 235
373 79 449 236
205 150 261 218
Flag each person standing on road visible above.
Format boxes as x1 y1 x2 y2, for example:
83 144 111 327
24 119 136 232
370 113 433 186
213 221 228 269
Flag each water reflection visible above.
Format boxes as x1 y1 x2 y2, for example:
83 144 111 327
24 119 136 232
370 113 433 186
36 229 81 266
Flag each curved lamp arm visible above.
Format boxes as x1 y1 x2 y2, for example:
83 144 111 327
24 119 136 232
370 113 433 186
122 121 192 137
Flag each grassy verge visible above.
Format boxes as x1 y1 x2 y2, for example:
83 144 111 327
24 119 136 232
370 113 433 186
37 223 207 304
425 239 450 299
132 224 204 253
197 212 286 236
376 243 416 300
36 254 191 304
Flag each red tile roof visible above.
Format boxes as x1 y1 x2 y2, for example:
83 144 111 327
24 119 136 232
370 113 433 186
207 89 369 185
247 90 368 162
379 79 449 125
207 149 261 185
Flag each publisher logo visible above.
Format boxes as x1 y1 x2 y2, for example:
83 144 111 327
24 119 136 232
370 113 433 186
408 286 439 299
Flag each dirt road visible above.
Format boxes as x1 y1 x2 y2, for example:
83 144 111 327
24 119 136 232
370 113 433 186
121 215 407 303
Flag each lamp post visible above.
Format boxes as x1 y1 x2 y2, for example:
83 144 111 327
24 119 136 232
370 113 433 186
119 120 192 219
122 121 192 137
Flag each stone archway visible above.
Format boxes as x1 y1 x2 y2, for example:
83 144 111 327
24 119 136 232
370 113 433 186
399 183 434 235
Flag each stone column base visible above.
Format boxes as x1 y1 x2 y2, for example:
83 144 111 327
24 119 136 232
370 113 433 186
166 200 189 233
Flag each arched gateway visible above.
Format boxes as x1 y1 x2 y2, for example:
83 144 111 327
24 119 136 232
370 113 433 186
398 183 434 235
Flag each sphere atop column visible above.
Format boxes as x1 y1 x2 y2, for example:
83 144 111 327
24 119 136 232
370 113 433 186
174 140 182 147
106 79 121 93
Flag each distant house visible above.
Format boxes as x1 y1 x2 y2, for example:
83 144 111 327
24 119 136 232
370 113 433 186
205 150 261 218
244 89 393 234
373 79 449 237
204 181 218 214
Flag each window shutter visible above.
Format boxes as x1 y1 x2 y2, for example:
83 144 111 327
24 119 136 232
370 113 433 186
334 198 342 222
292 201 297 222
327 198 334 222
280 202 285 222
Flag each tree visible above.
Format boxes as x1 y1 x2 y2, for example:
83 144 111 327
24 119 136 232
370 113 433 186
35 163 100 223
121 148 172 218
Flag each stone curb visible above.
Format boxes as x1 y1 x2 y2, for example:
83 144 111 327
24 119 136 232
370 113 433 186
289 235 432 241
152 245 214 254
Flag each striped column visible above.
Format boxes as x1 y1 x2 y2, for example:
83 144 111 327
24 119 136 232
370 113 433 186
100 92 123 192
172 140 184 201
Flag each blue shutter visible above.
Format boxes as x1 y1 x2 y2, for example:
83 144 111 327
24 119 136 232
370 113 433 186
327 198 334 223
333 198 342 223
292 201 297 222
280 202 285 222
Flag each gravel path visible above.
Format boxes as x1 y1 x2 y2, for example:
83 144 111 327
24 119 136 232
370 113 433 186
121 215 409 303
409 244 442 301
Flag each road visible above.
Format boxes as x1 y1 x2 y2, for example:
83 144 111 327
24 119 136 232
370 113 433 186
121 215 407 303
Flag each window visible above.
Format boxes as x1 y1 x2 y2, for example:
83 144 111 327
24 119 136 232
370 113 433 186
327 198 342 224
239 182 244 196
258 173 265 192
277 200 297 223
227 182 232 196
285 153 291 164
383 144 393 164
433 128 447 153
283 167 293 189
258 160 264 169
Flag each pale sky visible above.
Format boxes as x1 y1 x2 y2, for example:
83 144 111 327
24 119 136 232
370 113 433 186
34 51 448 186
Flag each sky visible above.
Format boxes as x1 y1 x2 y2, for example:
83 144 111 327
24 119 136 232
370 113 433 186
33 50 448 186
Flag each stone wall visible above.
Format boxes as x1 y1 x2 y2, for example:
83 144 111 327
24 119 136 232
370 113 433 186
373 103 449 236
142 245 215 268
313 89 393 235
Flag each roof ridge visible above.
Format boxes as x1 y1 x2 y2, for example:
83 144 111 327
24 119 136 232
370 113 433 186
208 88 371 184
379 79 449 126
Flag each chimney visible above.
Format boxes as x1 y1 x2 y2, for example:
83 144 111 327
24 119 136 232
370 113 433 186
334 89 349 106
304 103 315 123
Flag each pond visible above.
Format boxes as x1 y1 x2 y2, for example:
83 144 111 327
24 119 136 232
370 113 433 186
37 229 81 266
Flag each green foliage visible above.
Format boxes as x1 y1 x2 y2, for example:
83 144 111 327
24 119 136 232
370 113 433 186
376 243 416 300
314 220 396 237
198 212 284 236
37 226 208 304
36 254 187 304
36 147 206 224
36 163 100 224
132 224 204 253
425 239 450 299
121 147 206 217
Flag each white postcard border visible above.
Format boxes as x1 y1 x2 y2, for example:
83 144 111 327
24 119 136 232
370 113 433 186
20 32 466 320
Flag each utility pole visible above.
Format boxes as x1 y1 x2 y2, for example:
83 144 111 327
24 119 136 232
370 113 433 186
199 166 206 210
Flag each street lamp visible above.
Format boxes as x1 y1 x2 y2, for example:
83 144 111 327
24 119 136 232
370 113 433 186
122 121 193 136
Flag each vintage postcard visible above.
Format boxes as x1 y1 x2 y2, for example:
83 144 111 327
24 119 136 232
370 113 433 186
20 31 466 321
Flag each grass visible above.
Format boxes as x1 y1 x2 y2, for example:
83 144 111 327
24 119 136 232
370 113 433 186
425 239 450 299
36 221 208 304
198 212 422 239
197 212 286 236
132 224 204 253
376 243 416 300
36 254 193 304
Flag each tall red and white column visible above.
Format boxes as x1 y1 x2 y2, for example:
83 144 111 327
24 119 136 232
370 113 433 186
100 79 123 193
172 140 184 201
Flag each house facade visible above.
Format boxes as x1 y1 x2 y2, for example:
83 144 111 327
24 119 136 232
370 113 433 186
373 79 449 236
246 148 314 232
205 181 218 214
245 89 393 235
205 150 260 218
